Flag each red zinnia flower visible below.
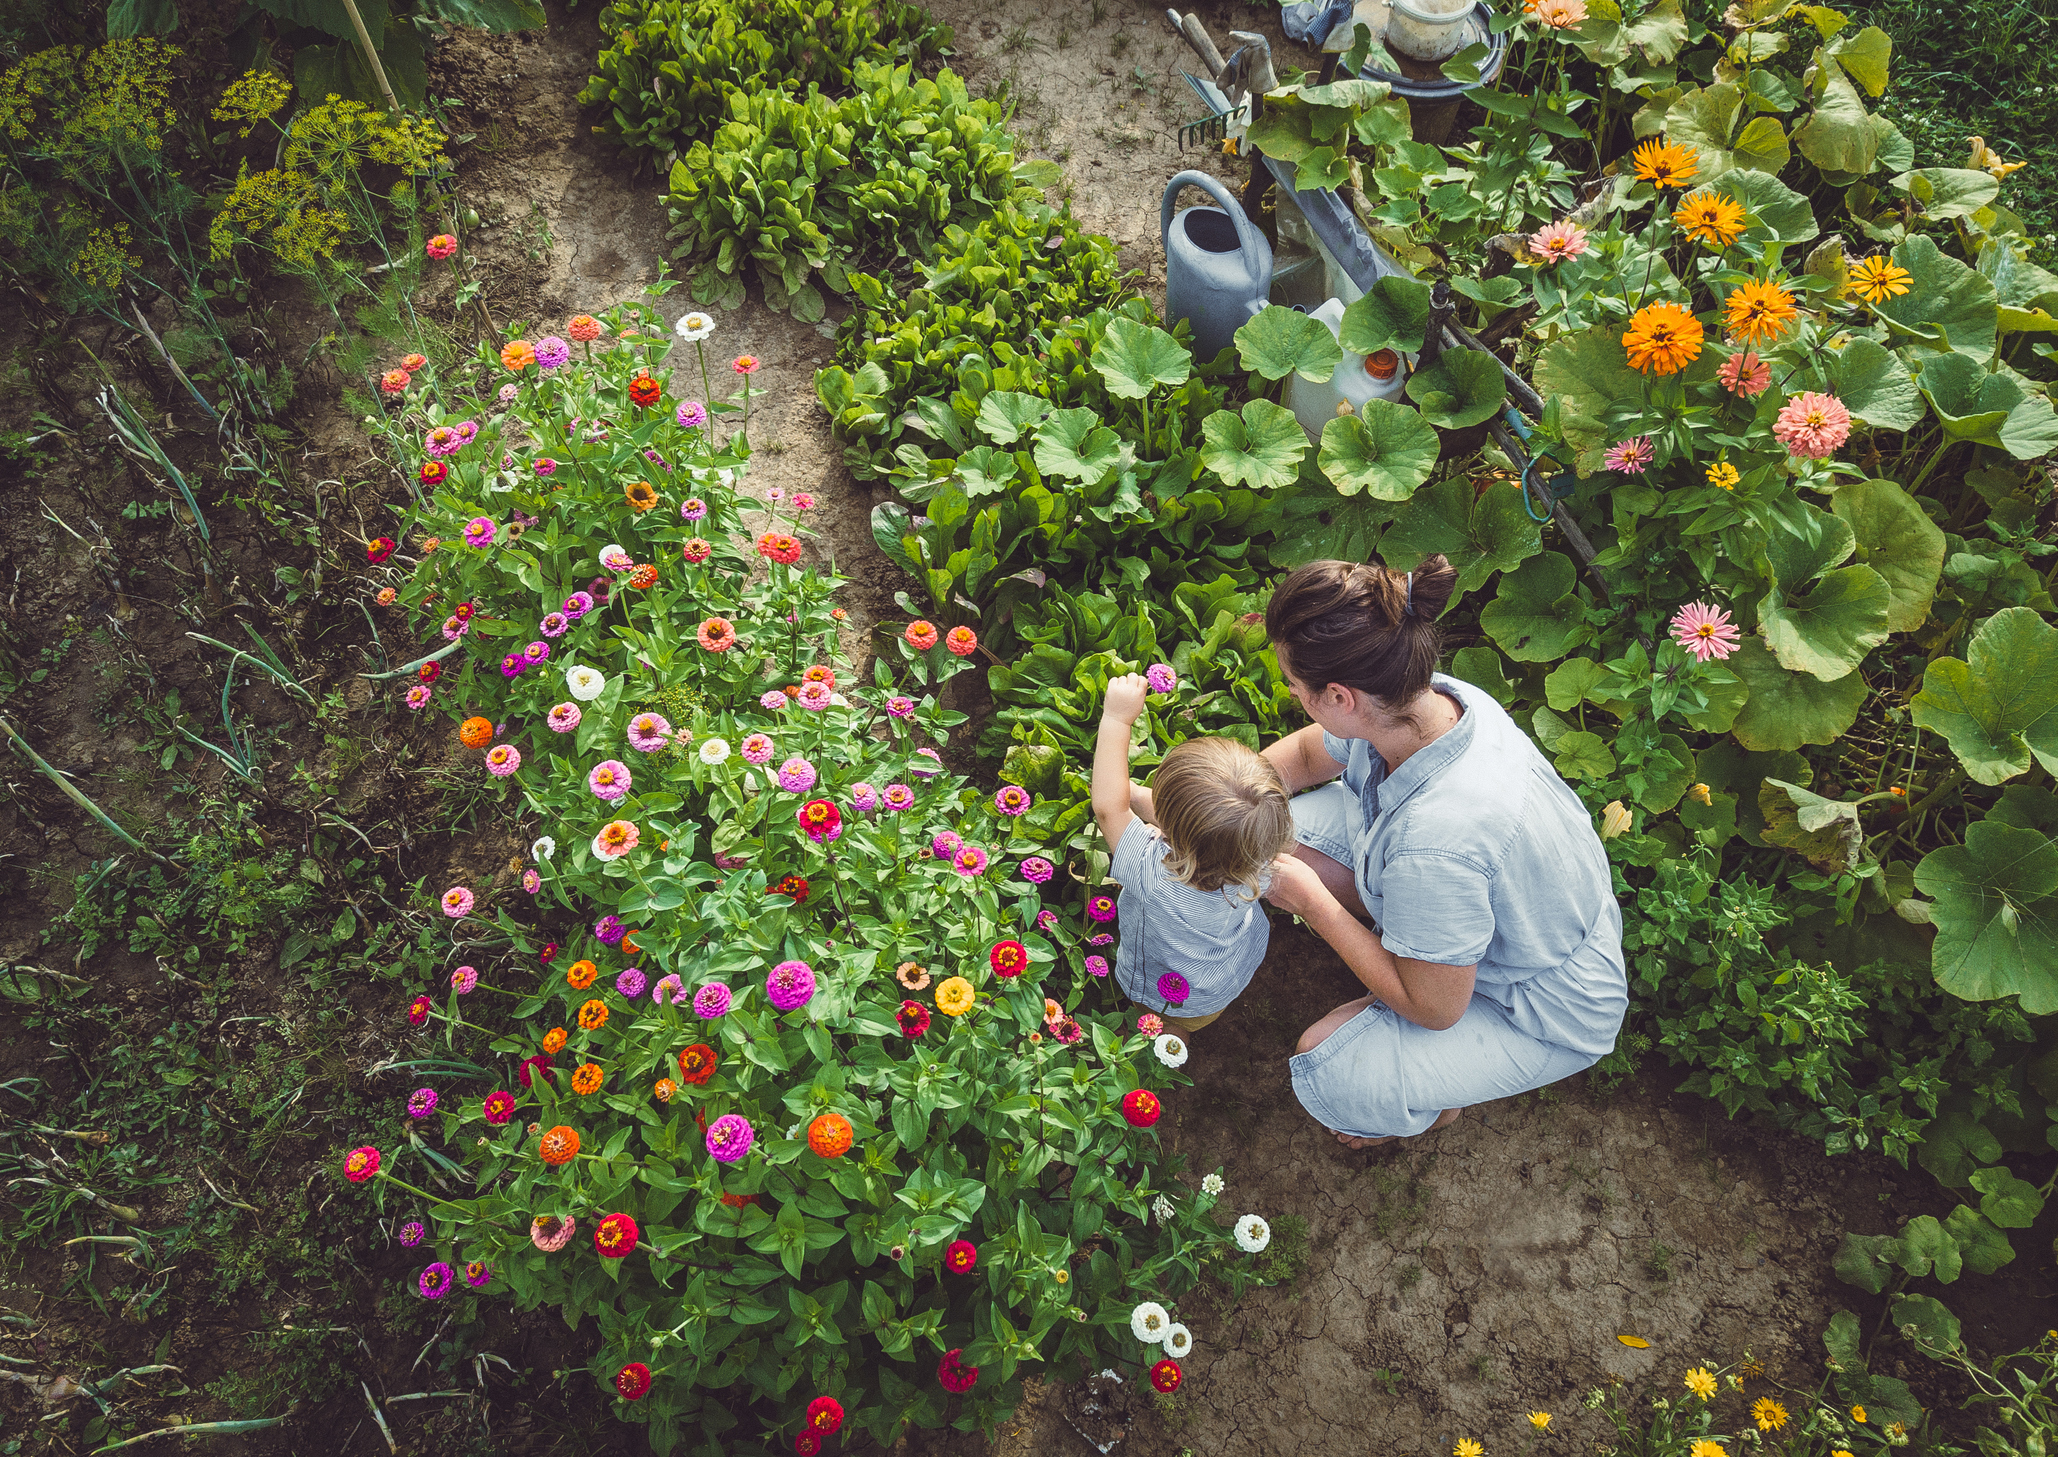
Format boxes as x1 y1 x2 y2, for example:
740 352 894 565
897 1000 931 1038
719 1191 761 1208
614 1362 652 1400
938 1349 979 1393
989 940 1028 978
945 625 978 656
593 1212 640 1258
772 874 809 902
482 1091 515 1124
1122 1089 1162 1128
944 1239 978 1274
905 620 939 650
627 564 658 589
805 1396 844 1433
798 799 841 843
539 941 560 965
794 1437 821 1457
366 536 396 563
628 374 661 408
343 1145 380 1182
1151 1358 1182 1394
677 1043 718 1085
419 460 448 487
417 661 441 685
518 1054 555 1088
406 994 432 1026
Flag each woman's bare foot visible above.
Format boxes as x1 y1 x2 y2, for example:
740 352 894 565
1329 1107 1463 1150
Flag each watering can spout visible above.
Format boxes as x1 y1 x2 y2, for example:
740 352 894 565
1160 170 1274 365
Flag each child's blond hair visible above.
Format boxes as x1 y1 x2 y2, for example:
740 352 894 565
1152 737 1295 897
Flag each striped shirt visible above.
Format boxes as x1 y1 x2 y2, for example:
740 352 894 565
1109 823 1272 1017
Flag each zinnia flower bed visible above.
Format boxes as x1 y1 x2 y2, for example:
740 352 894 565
348 303 1277 1452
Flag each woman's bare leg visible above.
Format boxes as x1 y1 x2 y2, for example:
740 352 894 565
1296 997 1465 1149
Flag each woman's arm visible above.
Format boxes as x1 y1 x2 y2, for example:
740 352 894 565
1264 723 1347 796
1266 856 1476 1029
1092 674 1151 852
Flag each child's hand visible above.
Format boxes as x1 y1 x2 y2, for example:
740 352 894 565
1102 673 1149 727
1264 853 1333 920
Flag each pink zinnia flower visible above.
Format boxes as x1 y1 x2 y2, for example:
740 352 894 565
693 983 732 1019
1669 601 1743 662
627 713 672 752
1718 350 1772 397
741 734 775 765
932 831 962 861
485 744 520 777
759 690 788 712
886 696 915 718
522 869 541 894
953 845 989 877
1138 1013 1165 1037
1019 855 1054 885
405 684 432 710
441 886 474 919
850 783 879 812
766 960 816 1012
777 756 818 793
1772 391 1852 459
882 784 914 811
1602 437 1654 474
793 491 816 511
588 759 632 801
547 702 581 733
1529 218 1590 264
911 746 944 778
451 965 478 994
530 1215 576 1252
994 785 1032 816
797 682 833 712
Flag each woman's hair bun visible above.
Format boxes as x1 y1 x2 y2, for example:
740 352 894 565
1405 553 1458 621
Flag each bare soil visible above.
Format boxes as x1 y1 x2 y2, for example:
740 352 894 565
0 1 2051 1454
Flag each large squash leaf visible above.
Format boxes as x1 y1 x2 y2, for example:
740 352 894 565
1910 607 2058 785
1381 478 1542 597
1316 401 1439 500
1914 817 2058 1014
1728 636 1868 750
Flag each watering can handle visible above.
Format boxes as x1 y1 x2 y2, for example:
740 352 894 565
1160 170 1269 297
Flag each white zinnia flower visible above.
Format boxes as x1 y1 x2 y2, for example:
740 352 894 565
1234 1215 1272 1254
1151 1194 1175 1225
531 836 556 861
1201 1173 1224 1196
698 736 731 765
566 665 606 701
675 310 715 341
1163 1324 1194 1358
1153 1033 1189 1068
1129 1301 1170 1344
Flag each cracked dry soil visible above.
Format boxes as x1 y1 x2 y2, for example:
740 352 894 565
418 3 2052 1453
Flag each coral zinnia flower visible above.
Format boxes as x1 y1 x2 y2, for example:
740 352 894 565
531 1214 576 1251
593 819 640 860
1623 301 1703 375
1724 277 1799 346
624 481 658 511
568 314 601 341
1603 437 1654 474
344 1146 380 1181
1631 137 1699 188
682 537 712 564
593 1211 639 1257
577 999 610 1031
990 940 1028 978
380 368 410 393
1673 189 1746 248
1669 601 1742 662
1528 218 1589 264
733 355 760 375
1772 391 1852 459
1718 351 1771 396
757 532 802 564
402 353 426 372
538 1126 580 1164
614 1362 651 1400
935 976 975 1016
1847 256 1912 305
426 234 457 258
628 374 661 408
905 620 939 650
1121 1089 1162 1127
945 625 978 656
697 616 735 652
944 1239 978 1273
1706 461 1739 491
677 1043 718 1084
483 1090 515 1124
500 340 536 372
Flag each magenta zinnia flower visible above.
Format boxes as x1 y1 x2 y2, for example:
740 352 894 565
540 611 569 638
1772 391 1852 459
563 591 595 619
616 967 648 999
399 1220 425 1247
766 960 816 1012
627 713 672 752
1086 955 1110 978
1529 218 1590 264
887 696 915 718
463 1260 492 1288
418 1262 454 1299
932 831 962 861
1602 437 1654 474
777 756 817 793
994 785 1032 816
706 1113 754 1163
588 759 632 801
681 496 707 520
463 516 496 548
594 914 626 945
1157 971 1191 1005
1145 663 1178 694
953 845 989 877
1087 894 1117 923
535 336 570 369
407 1087 439 1118
1019 856 1054 885
882 784 914 811
1669 601 1743 662
693 983 732 1019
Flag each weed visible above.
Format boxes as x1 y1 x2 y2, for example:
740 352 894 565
1248 1213 1311 1286
1646 1242 1675 1280
1000 24 1035 54
1372 1367 1404 1395
1091 0 1108 20
1056 21 1073 49
1398 1262 1424 1291
1110 30 1133 58
1473 1354 1498 1381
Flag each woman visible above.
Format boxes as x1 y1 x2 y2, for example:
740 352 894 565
1258 555 1627 1148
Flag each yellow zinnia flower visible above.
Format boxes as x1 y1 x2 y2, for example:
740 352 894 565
1852 1407 1867 1423
1706 461 1739 491
1528 1413 1552 1431
1632 138 1699 189
1684 1367 1719 1400
1847 256 1911 305
1752 1398 1790 1432
1623 301 1704 375
1834 1450 1856 1457
1673 189 1746 248
935 976 975 1016
1724 277 1799 346
1455 1441 1485 1457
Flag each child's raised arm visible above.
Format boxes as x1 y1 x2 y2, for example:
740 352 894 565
1092 673 1150 852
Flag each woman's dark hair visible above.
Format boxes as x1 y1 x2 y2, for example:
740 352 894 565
1263 554 1459 713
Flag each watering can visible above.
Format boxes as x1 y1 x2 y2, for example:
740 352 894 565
1161 171 1272 365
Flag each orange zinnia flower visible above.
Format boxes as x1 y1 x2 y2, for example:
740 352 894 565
1622 301 1704 375
500 340 537 372
542 1027 568 1054
625 481 658 511
566 959 598 989
1631 138 1699 189
577 999 609 1030
1673 189 1746 249
1724 277 1799 346
538 1126 580 1164
571 1063 604 1095
697 617 736 652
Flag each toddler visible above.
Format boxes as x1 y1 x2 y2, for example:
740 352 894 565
1091 673 1295 1033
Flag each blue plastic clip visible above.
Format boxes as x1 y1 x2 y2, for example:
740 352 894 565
1501 408 1575 524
